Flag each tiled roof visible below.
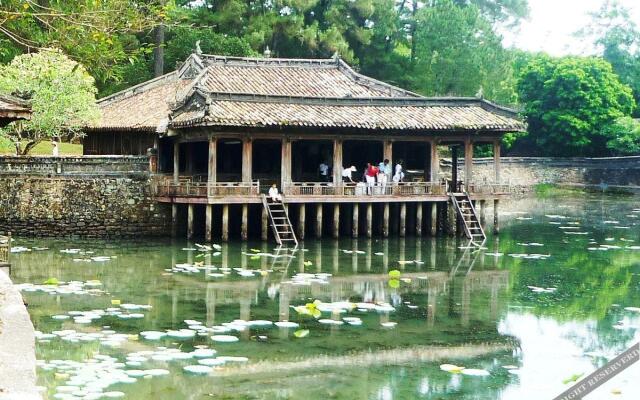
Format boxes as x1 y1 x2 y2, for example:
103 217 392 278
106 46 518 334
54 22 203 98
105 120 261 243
0 94 31 123
171 97 525 132
89 53 525 134
88 72 187 132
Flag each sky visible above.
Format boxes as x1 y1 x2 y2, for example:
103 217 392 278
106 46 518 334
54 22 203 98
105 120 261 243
502 0 640 56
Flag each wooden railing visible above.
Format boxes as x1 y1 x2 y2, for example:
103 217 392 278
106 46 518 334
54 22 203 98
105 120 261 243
152 176 260 197
283 181 447 197
0 233 10 266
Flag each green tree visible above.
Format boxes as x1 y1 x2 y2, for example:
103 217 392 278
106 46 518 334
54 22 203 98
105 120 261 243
602 116 640 155
517 56 635 156
409 0 517 104
0 50 99 155
578 0 640 117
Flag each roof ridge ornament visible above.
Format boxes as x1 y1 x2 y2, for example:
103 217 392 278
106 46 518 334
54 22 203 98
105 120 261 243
332 51 341 63
264 46 271 58
195 40 203 56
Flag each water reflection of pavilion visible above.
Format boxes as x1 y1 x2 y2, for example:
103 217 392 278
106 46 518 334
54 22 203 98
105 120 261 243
172 238 508 328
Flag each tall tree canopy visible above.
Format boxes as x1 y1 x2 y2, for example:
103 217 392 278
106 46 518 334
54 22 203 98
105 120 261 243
0 49 99 154
517 56 635 156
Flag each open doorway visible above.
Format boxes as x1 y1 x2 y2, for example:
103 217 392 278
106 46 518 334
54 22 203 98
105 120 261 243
343 140 383 182
253 139 281 189
291 140 333 182
393 141 428 181
216 138 242 182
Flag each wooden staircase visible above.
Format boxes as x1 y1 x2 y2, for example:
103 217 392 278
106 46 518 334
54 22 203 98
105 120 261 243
449 192 486 246
261 195 298 246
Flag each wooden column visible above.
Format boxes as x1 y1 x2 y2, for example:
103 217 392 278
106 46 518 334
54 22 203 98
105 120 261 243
171 204 178 238
479 200 486 228
447 201 456 236
493 199 500 234
173 141 180 183
464 138 473 191
205 204 213 242
222 204 229 242
382 203 390 238
383 139 393 165
430 139 439 182
332 204 340 239
352 203 359 238
242 137 252 183
281 138 292 190
366 203 372 238
185 143 194 175
208 137 217 184
241 204 248 240
333 139 343 184
399 203 406 237
430 202 437 236
315 204 323 239
415 203 423 237
261 207 268 241
187 204 194 240
298 204 306 240
493 139 501 183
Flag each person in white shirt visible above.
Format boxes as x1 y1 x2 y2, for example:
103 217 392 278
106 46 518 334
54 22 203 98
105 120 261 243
318 162 329 182
341 166 357 183
377 159 391 190
268 184 282 202
393 160 405 183
51 140 59 157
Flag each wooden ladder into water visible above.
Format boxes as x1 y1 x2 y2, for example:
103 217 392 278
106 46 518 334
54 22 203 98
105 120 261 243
261 195 298 246
449 192 486 246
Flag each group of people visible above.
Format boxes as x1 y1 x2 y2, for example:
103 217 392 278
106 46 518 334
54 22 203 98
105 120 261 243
340 159 405 195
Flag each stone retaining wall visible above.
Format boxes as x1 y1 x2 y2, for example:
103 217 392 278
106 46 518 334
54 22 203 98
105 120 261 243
0 270 40 400
442 156 640 189
0 156 169 238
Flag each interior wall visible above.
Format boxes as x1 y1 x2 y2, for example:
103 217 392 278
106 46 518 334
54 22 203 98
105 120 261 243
291 140 333 181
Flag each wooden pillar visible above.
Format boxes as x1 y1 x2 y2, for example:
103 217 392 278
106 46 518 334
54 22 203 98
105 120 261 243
430 140 439 182
222 204 229 242
171 204 178 237
493 139 501 183
205 204 213 242
383 139 393 165
332 204 340 239
493 199 500 234
430 202 437 236
281 138 292 190
415 202 423 237
447 201 456 236
366 203 372 238
352 203 359 238
242 137 252 183
464 138 473 191
187 204 194 240
241 204 248 241
298 204 306 240
315 204 323 239
261 206 268 241
173 141 180 183
479 200 486 228
208 137 217 184
333 139 343 184
399 203 406 237
382 203 390 238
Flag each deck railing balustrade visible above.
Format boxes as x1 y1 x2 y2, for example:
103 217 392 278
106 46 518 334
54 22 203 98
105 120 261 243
283 181 447 196
152 175 260 197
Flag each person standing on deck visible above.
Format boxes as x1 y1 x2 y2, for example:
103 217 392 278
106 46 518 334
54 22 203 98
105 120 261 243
378 159 391 191
393 160 405 183
319 161 330 182
365 163 378 195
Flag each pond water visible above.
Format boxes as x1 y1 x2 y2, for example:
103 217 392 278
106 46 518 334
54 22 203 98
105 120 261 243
8 193 640 400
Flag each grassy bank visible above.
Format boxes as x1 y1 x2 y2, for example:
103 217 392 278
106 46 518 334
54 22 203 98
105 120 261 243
0 140 82 156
